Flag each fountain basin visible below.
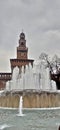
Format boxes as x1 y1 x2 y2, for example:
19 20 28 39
0 90 60 108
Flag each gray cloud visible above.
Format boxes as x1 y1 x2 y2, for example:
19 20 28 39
0 0 60 71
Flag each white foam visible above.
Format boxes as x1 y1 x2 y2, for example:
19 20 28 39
0 106 60 111
16 113 25 117
0 124 11 130
23 107 60 111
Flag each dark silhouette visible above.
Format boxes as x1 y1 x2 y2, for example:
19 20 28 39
58 126 60 130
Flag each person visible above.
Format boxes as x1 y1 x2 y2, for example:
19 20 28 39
58 126 60 130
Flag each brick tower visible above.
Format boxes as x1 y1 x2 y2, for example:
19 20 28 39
10 32 34 73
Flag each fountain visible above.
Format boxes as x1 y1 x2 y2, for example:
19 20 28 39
17 96 24 116
4 53 60 108
6 54 57 91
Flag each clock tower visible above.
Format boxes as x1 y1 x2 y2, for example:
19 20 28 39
10 32 34 73
17 32 28 59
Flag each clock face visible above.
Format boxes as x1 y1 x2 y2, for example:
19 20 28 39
20 52 27 59
21 52 24 57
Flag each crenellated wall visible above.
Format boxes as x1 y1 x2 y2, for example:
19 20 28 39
0 90 60 108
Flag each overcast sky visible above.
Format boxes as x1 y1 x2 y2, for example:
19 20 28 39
0 0 60 72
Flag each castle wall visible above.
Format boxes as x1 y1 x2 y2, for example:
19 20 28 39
0 81 6 90
0 73 12 90
0 91 60 108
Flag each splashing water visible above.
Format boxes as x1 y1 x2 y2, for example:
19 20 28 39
0 124 11 130
6 57 57 91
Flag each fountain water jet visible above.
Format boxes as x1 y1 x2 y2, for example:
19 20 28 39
17 96 24 116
